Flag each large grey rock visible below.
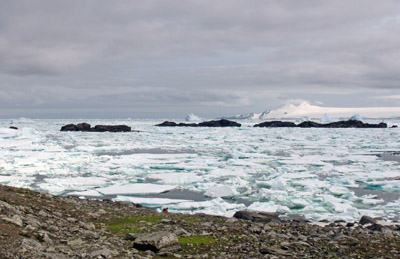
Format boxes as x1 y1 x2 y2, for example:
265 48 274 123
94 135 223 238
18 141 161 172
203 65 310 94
132 231 179 253
359 215 377 225
233 211 281 223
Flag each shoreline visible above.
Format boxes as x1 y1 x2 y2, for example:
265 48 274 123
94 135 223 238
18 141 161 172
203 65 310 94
1 184 400 258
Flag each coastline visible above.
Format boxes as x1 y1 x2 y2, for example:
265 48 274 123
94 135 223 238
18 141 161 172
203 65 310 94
1 184 400 258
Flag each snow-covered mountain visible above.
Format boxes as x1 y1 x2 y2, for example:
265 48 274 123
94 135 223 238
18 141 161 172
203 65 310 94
221 110 270 120
220 101 400 120
266 101 400 119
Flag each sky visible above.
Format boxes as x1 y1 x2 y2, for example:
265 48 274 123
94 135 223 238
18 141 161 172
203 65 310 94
1 0 400 119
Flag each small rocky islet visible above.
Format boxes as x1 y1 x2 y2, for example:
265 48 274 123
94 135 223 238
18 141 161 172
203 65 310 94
59 119 390 131
1 184 400 258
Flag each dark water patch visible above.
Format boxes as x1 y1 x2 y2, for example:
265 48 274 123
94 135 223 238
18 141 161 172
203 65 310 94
95 148 198 156
349 186 400 204
377 152 400 163
156 189 205 202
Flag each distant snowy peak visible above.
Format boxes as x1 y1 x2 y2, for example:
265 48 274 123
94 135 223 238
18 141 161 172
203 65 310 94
223 110 270 120
266 101 400 119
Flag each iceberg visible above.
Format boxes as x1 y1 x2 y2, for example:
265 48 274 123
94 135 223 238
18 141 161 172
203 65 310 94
96 183 176 195
185 113 203 122
205 185 238 198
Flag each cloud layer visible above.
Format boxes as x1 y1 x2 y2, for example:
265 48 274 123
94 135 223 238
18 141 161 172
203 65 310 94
1 1 400 118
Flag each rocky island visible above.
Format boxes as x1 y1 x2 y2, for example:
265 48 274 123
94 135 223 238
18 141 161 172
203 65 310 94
156 119 241 127
254 119 387 128
1 184 400 258
60 123 131 132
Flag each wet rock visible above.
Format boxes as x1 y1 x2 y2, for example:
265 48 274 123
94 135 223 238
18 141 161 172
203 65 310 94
132 231 179 253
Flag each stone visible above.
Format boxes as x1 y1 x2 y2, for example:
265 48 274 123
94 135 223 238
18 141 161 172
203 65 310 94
37 231 52 244
359 216 377 225
90 248 119 258
132 231 179 253
2 215 23 227
233 211 281 223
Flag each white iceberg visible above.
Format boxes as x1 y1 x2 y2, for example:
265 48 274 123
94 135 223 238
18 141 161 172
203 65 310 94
205 185 238 198
185 113 203 122
96 183 176 195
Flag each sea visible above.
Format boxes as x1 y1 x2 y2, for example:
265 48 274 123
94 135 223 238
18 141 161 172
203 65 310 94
1 117 400 222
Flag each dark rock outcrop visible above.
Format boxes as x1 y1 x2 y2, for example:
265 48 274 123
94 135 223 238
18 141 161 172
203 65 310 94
156 119 241 127
60 123 131 132
254 121 296 128
254 120 387 128
233 211 281 223
9 126 18 130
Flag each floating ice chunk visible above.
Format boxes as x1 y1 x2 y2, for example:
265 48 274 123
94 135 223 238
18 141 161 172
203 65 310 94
67 190 103 196
148 173 203 184
113 195 190 206
205 185 238 198
185 113 203 122
359 194 384 205
322 195 353 213
173 198 245 217
329 186 349 195
248 201 290 214
0 128 19 139
96 183 176 195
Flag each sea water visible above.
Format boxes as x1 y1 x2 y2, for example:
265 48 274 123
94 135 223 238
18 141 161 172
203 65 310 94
1 118 400 222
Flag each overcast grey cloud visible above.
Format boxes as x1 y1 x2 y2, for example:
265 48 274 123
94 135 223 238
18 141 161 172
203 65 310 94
1 0 400 118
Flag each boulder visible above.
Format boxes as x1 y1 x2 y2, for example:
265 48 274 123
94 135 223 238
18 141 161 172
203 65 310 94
233 211 281 223
132 231 180 253
359 215 377 225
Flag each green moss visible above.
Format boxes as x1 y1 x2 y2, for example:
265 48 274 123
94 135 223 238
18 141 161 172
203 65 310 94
178 235 216 245
105 215 166 234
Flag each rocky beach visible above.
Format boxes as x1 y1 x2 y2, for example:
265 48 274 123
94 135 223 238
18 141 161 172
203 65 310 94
1 184 400 258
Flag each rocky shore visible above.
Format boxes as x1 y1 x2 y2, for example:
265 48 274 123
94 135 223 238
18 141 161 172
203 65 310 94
156 119 241 127
60 123 131 132
254 120 387 128
1 184 400 258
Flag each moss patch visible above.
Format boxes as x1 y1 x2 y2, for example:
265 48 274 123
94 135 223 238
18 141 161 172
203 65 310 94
106 215 166 235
